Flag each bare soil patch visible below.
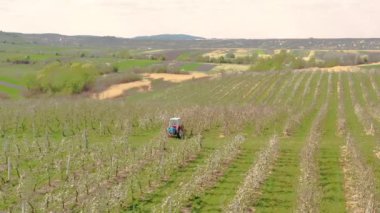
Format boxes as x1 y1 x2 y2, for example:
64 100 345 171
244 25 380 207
143 72 208 83
234 48 250 57
93 80 151 100
211 64 250 72
341 145 360 212
375 149 380 160
300 65 357 72
300 62 380 72
321 66 359 72
203 49 228 58
0 92 9 100
93 72 208 100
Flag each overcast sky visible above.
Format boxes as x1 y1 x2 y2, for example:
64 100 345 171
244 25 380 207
0 0 379 38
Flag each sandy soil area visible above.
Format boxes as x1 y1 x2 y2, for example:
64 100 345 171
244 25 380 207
375 149 380 160
93 72 209 100
300 62 380 72
234 49 250 58
211 64 250 72
319 65 360 72
202 49 228 58
93 80 151 100
143 72 208 83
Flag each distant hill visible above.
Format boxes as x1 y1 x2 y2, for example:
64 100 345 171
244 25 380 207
1 31 380 50
132 34 205 41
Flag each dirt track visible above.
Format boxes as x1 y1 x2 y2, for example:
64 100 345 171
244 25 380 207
298 62 380 73
93 72 208 100
143 72 208 83
319 66 360 72
0 81 24 89
93 80 151 100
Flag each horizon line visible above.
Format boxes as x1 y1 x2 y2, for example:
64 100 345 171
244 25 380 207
1 30 380 40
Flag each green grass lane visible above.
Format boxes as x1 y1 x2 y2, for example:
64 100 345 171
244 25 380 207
228 73 262 104
254 114 315 212
342 72 380 207
284 71 308 105
0 84 22 98
128 129 231 212
259 72 290 104
190 135 270 212
180 63 201 71
248 72 279 103
318 73 346 212
219 76 259 104
359 72 379 104
267 71 298 105
0 75 25 86
216 76 254 103
189 109 288 212
254 72 327 212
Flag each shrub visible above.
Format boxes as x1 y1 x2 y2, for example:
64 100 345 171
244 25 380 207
27 62 99 94
6 56 31 64
97 63 119 75
356 54 369 65
250 50 307 71
113 50 132 59
225 52 236 59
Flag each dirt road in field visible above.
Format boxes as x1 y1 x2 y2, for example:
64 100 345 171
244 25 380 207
93 72 209 100
320 66 360 72
93 80 151 100
143 72 208 83
0 81 24 89
299 62 380 72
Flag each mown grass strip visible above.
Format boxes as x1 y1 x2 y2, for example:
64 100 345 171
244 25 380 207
254 72 326 212
318 73 346 212
129 129 230 211
342 72 380 210
190 134 270 212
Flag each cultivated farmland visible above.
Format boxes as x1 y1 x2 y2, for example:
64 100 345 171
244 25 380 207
1 33 380 212
1 68 380 212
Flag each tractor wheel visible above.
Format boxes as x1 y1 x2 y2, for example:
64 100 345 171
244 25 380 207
178 129 185 140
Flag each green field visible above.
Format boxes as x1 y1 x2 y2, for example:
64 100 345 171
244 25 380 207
180 63 201 71
116 59 159 71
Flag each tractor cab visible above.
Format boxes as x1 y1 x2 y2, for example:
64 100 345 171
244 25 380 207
167 117 185 139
